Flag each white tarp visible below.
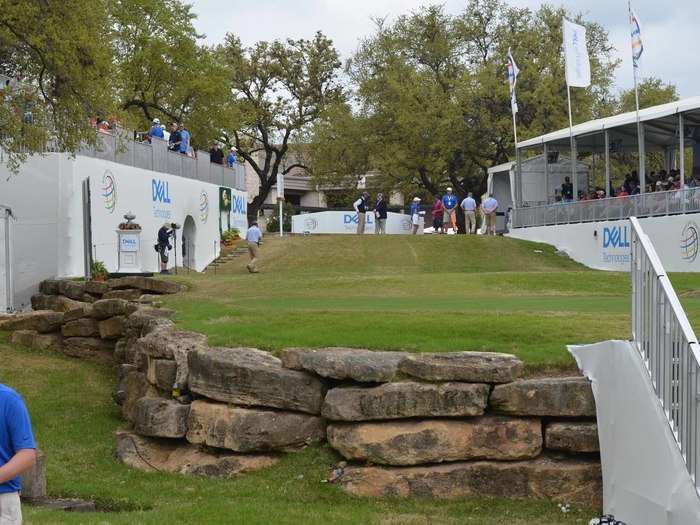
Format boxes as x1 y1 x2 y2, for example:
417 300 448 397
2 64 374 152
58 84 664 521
570 340 700 525
292 211 415 235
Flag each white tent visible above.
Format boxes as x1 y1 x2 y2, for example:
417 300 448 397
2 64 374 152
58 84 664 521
487 154 588 210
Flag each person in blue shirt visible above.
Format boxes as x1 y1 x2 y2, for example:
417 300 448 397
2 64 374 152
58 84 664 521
245 222 263 273
178 124 190 155
0 384 37 524
148 118 164 141
442 187 458 233
410 196 421 235
226 148 237 168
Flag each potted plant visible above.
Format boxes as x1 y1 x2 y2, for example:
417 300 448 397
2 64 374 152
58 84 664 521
90 260 109 281
220 228 240 247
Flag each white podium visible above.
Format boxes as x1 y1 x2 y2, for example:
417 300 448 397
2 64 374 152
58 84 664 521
117 229 143 273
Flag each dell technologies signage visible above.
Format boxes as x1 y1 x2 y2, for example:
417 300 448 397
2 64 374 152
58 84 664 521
601 225 630 266
152 178 172 219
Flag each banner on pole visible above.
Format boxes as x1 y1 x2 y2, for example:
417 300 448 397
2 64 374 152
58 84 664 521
629 5 643 69
507 48 520 114
563 19 591 88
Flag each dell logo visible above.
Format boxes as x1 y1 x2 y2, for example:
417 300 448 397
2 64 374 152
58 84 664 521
603 226 630 248
152 179 171 203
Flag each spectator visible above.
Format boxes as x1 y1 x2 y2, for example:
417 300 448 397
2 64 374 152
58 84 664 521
655 181 664 192
481 193 499 235
689 167 700 188
157 223 173 274
561 176 573 201
442 187 458 233
168 123 181 152
353 191 370 235
410 197 421 235
226 148 237 167
623 173 634 194
617 186 629 198
245 222 263 273
374 193 388 235
666 176 675 191
178 123 190 155
209 142 224 165
149 118 164 141
0 383 37 524
431 198 444 234
460 192 477 234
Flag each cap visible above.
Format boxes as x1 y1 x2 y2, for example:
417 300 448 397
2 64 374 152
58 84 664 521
153 118 160 124
446 187 452 192
413 196 421 201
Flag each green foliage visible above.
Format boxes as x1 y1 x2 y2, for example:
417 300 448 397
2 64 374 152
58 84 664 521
90 260 108 280
220 228 240 243
266 202 295 232
618 77 679 112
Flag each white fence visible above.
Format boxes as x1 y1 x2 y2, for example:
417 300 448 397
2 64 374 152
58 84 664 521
631 216 700 491
514 188 700 228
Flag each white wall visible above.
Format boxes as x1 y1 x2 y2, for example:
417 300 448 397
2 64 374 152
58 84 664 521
508 214 700 272
292 211 414 235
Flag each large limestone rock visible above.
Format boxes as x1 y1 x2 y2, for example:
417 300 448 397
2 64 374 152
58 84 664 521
108 276 182 295
58 280 86 301
138 330 207 390
113 367 160 422
322 382 490 421
61 318 100 338
62 337 115 361
327 416 542 466
63 304 93 322
545 421 599 453
398 352 523 383
0 311 64 333
189 347 325 414
39 279 61 295
281 347 407 383
90 299 137 320
84 281 110 296
186 400 325 452
146 357 177 391
490 377 596 417
115 430 278 477
10 330 37 346
133 398 190 438
338 456 602 507
103 289 143 301
11 330 62 352
30 294 59 311
99 316 126 339
19 450 46 500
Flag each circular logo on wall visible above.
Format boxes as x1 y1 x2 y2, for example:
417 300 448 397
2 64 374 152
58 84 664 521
681 222 699 262
199 190 209 223
303 218 318 231
101 170 117 213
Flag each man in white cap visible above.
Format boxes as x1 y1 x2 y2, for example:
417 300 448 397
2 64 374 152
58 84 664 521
410 197 421 235
442 187 458 233
149 118 164 141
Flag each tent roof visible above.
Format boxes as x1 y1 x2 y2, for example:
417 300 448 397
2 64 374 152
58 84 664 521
487 154 587 176
517 96 700 151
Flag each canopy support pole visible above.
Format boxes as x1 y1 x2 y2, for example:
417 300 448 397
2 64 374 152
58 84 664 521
604 130 611 197
566 85 578 201
516 148 523 206
680 113 686 214
543 143 549 204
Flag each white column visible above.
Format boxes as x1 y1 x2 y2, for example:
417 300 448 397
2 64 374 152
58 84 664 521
543 143 549 204
604 130 611 197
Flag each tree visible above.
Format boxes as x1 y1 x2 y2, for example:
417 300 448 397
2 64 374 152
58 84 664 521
217 32 343 222
0 0 115 170
312 1 620 201
618 77 678 113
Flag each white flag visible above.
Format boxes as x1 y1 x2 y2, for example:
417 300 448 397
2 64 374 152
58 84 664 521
629 4 643 69
507 48 520 114
563 19 591 88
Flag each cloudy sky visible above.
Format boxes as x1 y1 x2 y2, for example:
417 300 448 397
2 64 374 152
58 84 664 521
190 0 698 97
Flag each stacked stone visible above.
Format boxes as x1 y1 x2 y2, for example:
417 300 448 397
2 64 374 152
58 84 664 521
281 348 602 507
113 335 328 478
0 277 181 362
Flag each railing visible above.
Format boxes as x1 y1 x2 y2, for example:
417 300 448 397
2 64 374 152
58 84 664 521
513 188 700 228
77 131 247 191
630 216 700 491
0 205 14 313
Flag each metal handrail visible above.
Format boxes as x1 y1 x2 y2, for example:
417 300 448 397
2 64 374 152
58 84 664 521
630 216 700 491
513 187 700 228
0 205 14 313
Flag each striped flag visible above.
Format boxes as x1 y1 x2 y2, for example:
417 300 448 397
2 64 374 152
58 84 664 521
507 47 519 113
629 4 643 69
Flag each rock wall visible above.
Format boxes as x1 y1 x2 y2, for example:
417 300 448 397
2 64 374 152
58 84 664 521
1 279 602 508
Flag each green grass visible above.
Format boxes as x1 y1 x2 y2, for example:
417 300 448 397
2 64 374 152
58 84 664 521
161 235 700 371
1 335 599 524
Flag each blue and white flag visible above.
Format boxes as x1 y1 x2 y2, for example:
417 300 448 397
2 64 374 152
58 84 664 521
507 47 520 114
629 4 643 69
562 19 591 88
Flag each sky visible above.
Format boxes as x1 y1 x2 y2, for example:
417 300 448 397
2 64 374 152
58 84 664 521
190 0 699 98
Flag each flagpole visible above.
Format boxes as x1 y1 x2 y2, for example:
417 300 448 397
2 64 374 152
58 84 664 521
566 84 577 201
630 1 645 193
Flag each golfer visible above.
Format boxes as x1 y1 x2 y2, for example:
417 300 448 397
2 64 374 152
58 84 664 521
442 187 458 233
460 192 477 234
410 197 421 235
0 383 37 525
353 192 370 234
245 222 262 273
481 194 499 235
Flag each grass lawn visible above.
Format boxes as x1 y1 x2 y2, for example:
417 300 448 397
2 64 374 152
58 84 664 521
3 234 700 524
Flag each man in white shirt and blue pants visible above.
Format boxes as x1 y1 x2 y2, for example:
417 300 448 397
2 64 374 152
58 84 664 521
460 192 477 234
245 223 263 273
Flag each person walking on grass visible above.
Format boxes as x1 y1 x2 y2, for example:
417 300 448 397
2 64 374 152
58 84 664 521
460 192 477 234
481 193 499 236
374 193 387 235
353 192 370 234
245 222 262 273
442 187 458 233
0 383 37 525
410 197 421 235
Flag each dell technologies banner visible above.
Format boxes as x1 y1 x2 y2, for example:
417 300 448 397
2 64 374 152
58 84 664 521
292 211 416 235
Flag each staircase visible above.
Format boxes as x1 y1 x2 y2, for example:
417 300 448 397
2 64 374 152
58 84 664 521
203 245 249 273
